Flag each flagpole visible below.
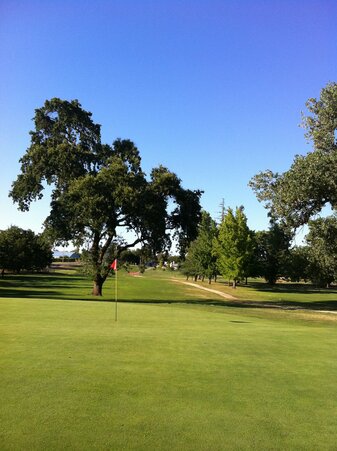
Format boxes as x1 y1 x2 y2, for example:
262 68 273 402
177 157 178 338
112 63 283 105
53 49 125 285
110 259 118 322
115 264 118 322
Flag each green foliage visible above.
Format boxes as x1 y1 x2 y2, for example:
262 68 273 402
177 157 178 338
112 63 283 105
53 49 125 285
305 216 337 287
287 246 310 282
250 82 337 228
182 211 218 282
252 223 292 284
119 249 141 265
10 98 202 295
214 207 252 287
0 226 52 274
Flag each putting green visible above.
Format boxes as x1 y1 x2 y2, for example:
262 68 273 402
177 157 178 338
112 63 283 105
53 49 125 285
1 295 337 450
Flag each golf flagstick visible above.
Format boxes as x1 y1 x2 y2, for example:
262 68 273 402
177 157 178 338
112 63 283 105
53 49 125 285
110 259 118 321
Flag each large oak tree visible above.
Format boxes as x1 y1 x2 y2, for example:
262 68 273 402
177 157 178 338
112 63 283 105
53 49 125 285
10 98 202 295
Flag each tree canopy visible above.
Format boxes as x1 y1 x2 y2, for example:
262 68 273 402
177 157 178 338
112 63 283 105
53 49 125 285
249 82 337 228
10 98 202 295
305 215 337 287
0 226 52 275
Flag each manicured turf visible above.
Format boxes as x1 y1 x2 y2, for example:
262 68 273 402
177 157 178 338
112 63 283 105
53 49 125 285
190 276 337 311
0 270 215 303
1 271 337 450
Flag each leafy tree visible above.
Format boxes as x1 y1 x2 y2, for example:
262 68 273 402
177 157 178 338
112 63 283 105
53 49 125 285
181 240 203 281
305 216 337 287
252 223 291 284
182 211 218 283
250 82 337 228
287 246 310 282
119 249 141 266
241 229 259 283
10 98 202 295
214 207 252 288
0 226 52 276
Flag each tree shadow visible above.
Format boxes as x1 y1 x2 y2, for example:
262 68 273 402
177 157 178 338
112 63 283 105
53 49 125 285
245 281 337 295
1 274 337 312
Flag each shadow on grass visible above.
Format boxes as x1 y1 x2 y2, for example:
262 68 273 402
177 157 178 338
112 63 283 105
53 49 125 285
4 291 337 312
0 273 86 285
115 298 337 312
1 273 337 312
241 281 337 296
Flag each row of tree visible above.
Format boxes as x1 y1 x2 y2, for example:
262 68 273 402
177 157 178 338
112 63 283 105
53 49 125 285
0 226 53 277
182 208 337 288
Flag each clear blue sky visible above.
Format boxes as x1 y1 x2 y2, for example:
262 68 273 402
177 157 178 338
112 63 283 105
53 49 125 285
1 0 336 239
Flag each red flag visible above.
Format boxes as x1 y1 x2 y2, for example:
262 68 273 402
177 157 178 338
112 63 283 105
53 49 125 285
110 259 117 270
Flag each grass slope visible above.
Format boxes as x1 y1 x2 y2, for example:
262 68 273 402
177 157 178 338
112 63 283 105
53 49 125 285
1 271 337 450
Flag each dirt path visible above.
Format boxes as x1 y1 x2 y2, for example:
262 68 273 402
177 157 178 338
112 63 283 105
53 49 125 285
172 278 237 300
171 278 337 315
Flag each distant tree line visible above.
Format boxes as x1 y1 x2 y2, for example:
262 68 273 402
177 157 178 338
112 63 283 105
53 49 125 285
181 208 337 288
0 226 53 277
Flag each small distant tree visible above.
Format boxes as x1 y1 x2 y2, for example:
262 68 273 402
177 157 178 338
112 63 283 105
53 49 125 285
0 226 52 276
182 211 218 283
181 240 203 281
214 207 252 288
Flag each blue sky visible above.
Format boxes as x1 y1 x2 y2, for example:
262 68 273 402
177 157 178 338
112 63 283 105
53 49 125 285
0 0 336 241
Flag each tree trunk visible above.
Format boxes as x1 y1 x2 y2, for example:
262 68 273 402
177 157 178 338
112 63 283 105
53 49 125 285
232 280 237 289
92 280 103 296
194 274 198 282
1 268 4 279
92 274 105 296
245 277 248 285
208 277 211 284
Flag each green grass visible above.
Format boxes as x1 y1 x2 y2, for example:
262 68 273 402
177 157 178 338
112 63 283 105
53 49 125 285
186 276 337 311
1 271 337 450
0 270 215 303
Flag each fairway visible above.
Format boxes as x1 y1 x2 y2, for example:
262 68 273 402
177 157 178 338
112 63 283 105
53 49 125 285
1 273 337 450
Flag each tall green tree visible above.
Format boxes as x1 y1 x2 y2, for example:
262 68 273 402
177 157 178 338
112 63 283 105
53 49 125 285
250 82 337 228
10 98 202 295
182 211 218 283
0 226 52 276
214 207 252 288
